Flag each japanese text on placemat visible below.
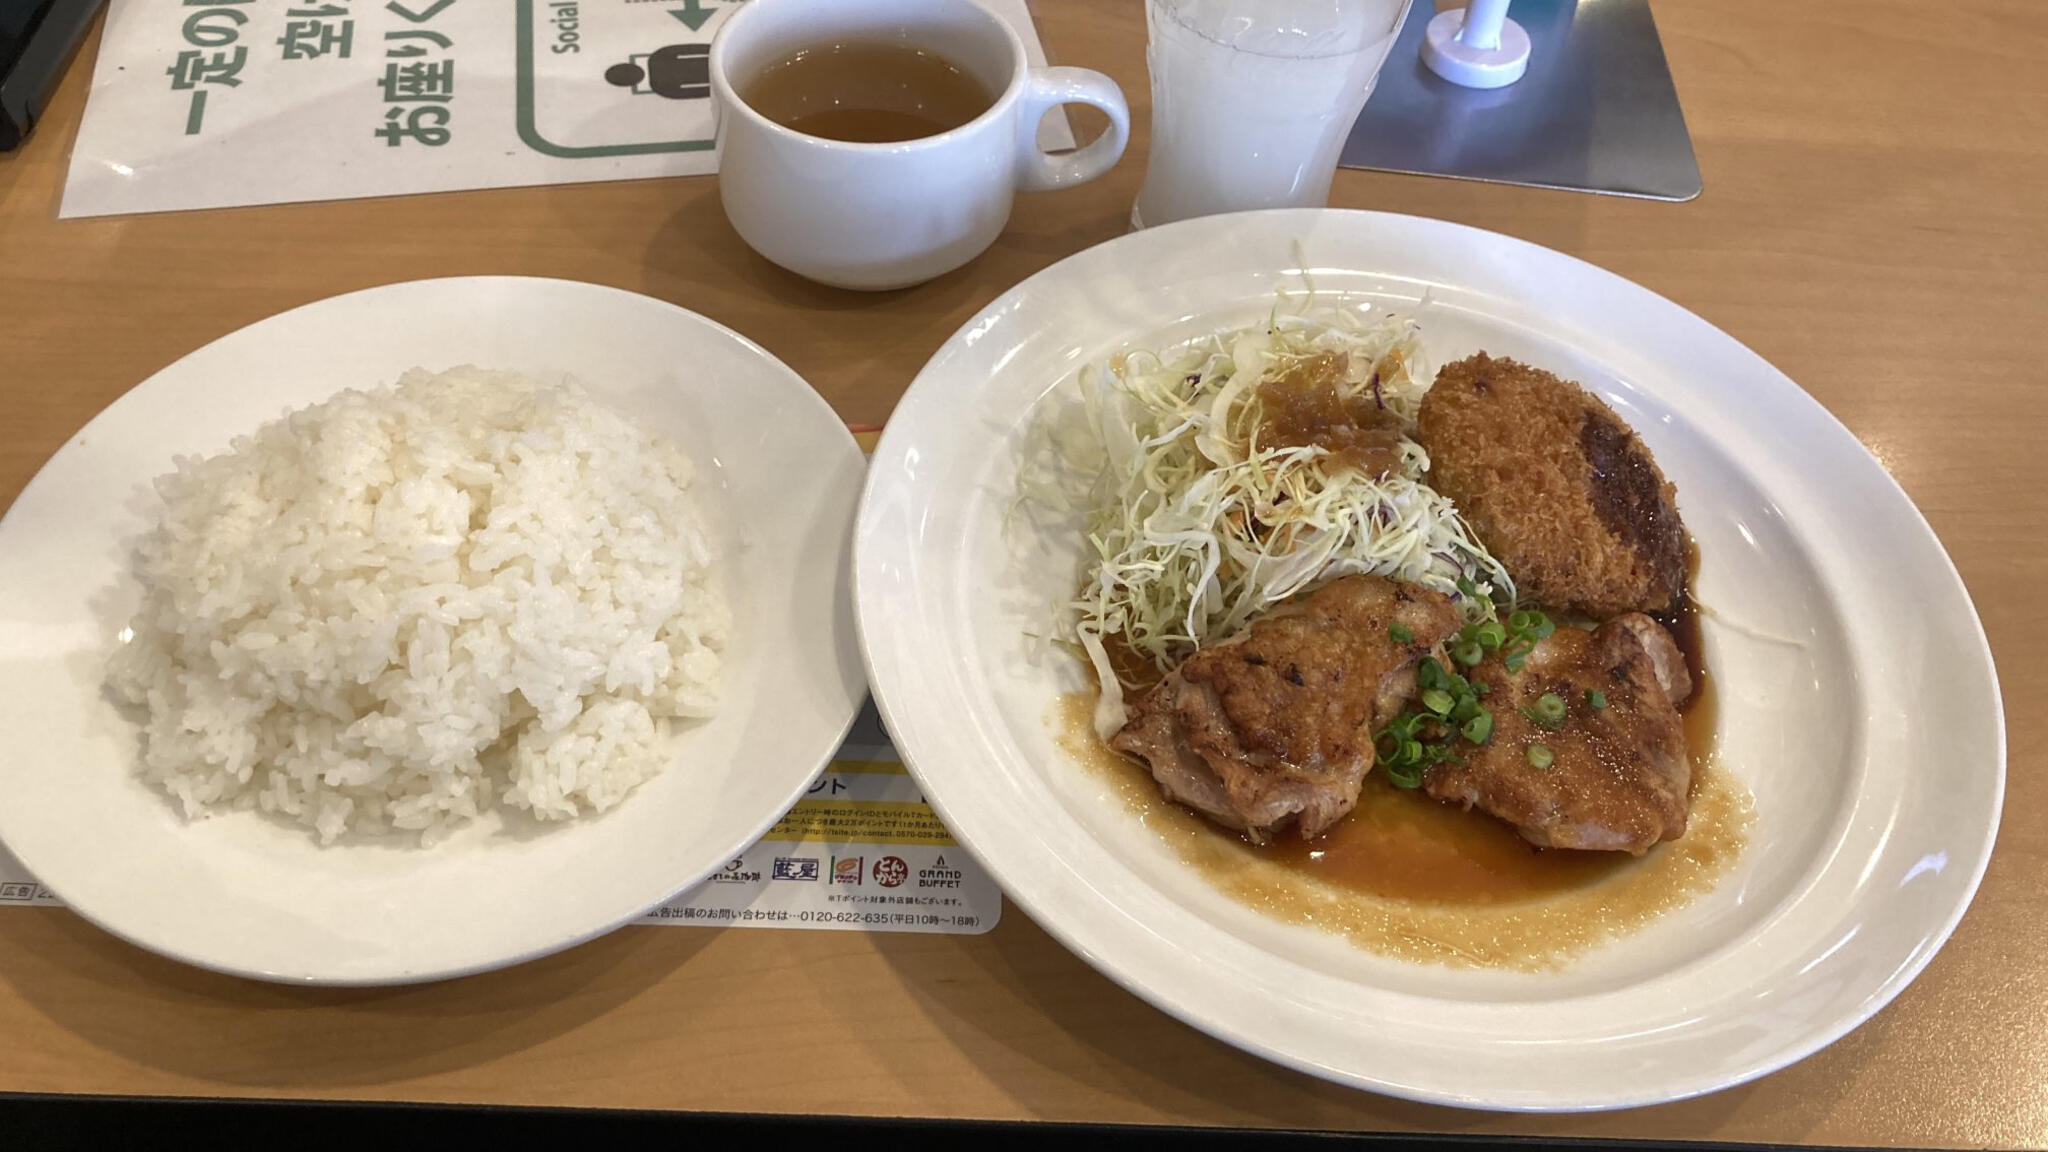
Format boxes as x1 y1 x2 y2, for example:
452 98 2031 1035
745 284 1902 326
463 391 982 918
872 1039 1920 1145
169 0 253 135
280 1 356 61
379 0 456 146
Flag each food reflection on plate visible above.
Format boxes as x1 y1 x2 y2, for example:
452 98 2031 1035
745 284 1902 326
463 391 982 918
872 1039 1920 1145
1026 297 1752 968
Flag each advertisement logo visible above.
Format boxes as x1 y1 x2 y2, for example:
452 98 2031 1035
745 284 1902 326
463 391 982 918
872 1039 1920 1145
830 856 864 885
918 854 965 889
711 857 762 884
772 856 820 882
872 855 909 888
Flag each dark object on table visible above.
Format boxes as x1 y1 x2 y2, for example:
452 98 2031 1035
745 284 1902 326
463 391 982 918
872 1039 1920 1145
1342 0 1701 201
1 0 102 151
6 1093 1862 1149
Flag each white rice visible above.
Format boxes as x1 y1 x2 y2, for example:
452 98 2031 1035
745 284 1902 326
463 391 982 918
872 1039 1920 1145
107 366 729 844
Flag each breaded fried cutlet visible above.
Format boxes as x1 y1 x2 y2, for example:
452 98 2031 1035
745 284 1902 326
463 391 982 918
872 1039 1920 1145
1416 354 1686 618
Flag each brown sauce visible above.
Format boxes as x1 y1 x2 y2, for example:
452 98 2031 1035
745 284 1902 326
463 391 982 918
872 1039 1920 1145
1658 539 1717 755
1257 351 1407 477
1090 574 1721 912
1260 638 1719 910
1102 634 1164 699
1055 693 1750 969
1260 773 1631 905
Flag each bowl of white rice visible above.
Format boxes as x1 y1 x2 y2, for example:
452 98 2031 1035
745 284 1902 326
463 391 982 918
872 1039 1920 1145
110 366 731 847
0 277 867 983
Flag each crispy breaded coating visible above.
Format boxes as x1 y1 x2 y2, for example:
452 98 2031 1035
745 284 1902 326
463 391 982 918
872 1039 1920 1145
1417 354 1686 618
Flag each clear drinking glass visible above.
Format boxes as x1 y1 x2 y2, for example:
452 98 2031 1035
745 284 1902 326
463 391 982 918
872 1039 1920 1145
1132 0 1414 229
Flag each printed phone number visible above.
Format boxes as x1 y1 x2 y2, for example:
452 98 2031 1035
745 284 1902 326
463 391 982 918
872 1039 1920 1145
797 910 982 928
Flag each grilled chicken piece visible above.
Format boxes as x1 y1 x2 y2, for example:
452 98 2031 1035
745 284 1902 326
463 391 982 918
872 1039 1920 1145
1423 613 1693 854
1416 354 1688 618
1110 575 1460 843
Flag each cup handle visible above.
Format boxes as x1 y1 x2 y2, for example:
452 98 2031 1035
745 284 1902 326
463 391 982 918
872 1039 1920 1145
1012 67 1130 193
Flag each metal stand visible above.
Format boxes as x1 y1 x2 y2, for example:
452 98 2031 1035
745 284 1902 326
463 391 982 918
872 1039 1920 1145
1341 0 1701 202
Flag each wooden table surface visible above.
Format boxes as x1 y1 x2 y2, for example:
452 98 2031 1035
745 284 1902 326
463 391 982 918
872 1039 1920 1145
3 1 2043 1145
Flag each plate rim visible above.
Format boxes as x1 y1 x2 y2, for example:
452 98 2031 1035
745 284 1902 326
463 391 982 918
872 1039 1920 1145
0 274 867 986
853 208 2006 1111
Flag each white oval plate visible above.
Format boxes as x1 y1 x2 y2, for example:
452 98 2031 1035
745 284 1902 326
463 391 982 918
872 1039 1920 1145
854 210 2004 1111
0 277 866 985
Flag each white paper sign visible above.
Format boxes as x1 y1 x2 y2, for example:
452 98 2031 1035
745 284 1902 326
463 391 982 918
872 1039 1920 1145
62 0 1069 218
637 708 1002 934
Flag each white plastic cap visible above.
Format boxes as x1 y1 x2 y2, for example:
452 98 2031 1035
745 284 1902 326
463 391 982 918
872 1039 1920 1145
1421 0 1530 90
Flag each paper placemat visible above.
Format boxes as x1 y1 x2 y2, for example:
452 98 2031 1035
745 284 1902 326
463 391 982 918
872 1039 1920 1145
62 0 1070 217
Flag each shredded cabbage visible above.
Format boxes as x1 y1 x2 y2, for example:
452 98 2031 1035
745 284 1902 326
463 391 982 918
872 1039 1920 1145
1028 301 1515 739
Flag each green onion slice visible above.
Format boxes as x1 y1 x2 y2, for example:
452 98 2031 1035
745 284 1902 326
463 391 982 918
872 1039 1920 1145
1462 710 1493 744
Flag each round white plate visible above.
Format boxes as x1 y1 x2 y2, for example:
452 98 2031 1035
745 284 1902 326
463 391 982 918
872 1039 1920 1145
0 277 866 985
854 210 2004 1111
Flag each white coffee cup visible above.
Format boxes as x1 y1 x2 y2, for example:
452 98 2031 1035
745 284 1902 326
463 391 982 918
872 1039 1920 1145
710 0 1130 291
